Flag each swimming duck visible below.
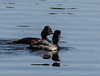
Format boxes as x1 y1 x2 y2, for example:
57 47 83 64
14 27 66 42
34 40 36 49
28 30 61 52
13 26 53 44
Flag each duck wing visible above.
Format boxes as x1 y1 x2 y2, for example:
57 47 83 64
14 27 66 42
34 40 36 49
28 40 58 52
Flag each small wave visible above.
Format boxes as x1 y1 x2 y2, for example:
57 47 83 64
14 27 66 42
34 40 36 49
40 0 46 1
6 7 15 8
60 46 75 51
49 7 66 10
0 39 28 58
67 8 78 9
17 25 30 27
3 2 16 4
48 13 58 15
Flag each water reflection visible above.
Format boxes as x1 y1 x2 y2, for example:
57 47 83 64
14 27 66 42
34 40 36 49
60 46 75 50
3 2 16 4
31 62 60 67
57 4 63 6
40 0 46 1
29 49 60 61
52 53 60 61
42 51 60 61
49 7 66 10
3 2 16 9
35 3 40 5
48 12 74 15
42 46 74 61
62 13 73 14
43 54 51 59
6 6 15 8
17 25 30 27
31 63 50 66
52 62 60 67
49 6 77 15
31 62 69 67
67 8 78 9
49 7 77 10
48 13 58 15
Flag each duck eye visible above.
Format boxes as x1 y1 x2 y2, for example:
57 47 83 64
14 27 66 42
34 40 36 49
48 29 52 33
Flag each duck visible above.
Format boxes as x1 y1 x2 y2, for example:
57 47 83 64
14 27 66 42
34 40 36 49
28 30 61 51
13 26 53 45
28 30 61 61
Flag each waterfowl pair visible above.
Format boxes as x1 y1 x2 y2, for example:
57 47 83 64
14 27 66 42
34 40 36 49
28 30 61 51
28 30 61 61
13 26 61 61
13 26 53 44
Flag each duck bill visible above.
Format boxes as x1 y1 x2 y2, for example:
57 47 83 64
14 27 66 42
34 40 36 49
49 29 54 35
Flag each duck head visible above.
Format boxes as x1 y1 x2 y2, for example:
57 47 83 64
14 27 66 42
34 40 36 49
52 30 61 46
41 26 53 41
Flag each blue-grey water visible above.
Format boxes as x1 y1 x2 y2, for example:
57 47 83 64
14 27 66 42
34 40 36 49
0 0 100 76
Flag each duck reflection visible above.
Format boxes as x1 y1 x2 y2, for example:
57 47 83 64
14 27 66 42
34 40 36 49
52 62 60 67
42 50 60 61
31 62 60 67
52 52 60 61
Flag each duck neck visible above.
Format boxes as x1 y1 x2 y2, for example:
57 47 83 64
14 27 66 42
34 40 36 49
53 42 58 46
53 36 59 46
41 35 49 41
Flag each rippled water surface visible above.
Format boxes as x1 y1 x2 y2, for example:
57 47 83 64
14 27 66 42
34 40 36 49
0 0 100 76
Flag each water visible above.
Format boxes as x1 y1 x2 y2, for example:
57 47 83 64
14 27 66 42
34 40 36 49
0 0 100 76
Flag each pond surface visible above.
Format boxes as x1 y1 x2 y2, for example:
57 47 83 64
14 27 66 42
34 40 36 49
0 0 100 76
